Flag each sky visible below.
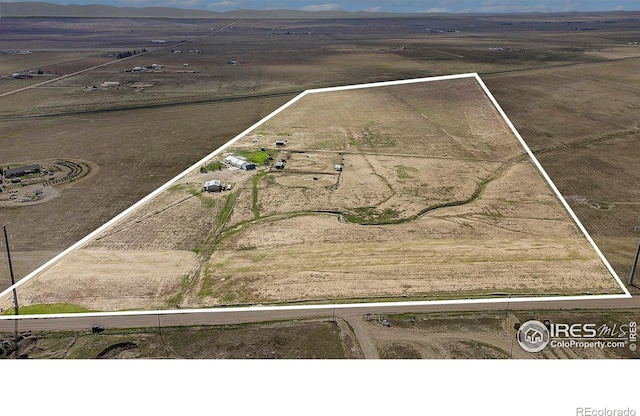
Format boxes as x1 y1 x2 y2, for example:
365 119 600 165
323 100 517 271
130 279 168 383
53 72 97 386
6 0 638 13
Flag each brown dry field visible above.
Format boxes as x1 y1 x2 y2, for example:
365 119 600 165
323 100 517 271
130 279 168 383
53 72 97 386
187 81 619 306
2 75 623 312
0 95 291 290
483 57 640 296
1 13 639 310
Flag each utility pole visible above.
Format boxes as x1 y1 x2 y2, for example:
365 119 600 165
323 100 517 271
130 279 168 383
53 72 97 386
2 225 19 316
629 220 640 286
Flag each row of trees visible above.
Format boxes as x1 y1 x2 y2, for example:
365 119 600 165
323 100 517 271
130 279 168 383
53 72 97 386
115 49 147 59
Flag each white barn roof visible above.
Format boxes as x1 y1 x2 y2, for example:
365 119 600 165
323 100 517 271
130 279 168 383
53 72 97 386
204 179 221 187
225 155 249 168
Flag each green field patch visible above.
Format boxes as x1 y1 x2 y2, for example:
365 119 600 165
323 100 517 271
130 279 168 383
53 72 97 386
218 191 239 227
234 149 275 165
167 275 190 307
252 171 268 219
3 303 92 315
200 161 223 172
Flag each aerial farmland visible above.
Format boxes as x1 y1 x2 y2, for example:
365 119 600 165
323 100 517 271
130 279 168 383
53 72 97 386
1 10 638 367
1 74 623 312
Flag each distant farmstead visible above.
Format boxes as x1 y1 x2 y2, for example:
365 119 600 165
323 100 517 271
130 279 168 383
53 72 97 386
3 164 41 179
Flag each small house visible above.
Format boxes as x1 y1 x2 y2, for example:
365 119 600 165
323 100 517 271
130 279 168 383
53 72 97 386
275 162 285 170
204 179 222 192
275 140 285 147
335 164 342 172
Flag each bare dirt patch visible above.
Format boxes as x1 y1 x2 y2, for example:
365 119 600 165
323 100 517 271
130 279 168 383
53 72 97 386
368 310 639 359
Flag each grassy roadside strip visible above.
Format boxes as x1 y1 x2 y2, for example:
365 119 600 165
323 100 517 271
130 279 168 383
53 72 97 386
2 303 93 315
252 171 268 220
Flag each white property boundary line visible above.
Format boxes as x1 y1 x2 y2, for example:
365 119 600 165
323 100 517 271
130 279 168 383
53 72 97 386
0 72 630 320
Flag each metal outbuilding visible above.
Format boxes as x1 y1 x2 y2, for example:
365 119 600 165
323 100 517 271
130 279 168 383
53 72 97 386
204 179 222 192
225 155 256 170
3 164 41 179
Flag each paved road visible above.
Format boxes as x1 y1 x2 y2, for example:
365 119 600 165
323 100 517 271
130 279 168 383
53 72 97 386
1 297 637 333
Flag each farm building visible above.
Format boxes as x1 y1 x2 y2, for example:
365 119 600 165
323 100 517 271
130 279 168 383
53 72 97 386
100 81 121 88
224 155 256 170
275 140 286 147
11 73 32 79
3 164 41 179
335 164 342 172
275 162 285 170
204 179 222 192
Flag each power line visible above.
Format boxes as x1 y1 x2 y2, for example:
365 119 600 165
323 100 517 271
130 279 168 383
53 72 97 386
629 217 640 286
2 225 19 315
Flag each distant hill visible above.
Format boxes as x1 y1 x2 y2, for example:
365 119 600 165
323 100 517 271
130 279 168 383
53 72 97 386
0 2 217 18
0 2 404 19
1 2 637 19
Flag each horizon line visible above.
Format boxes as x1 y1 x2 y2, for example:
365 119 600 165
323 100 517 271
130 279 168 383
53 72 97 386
0 2 639 16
